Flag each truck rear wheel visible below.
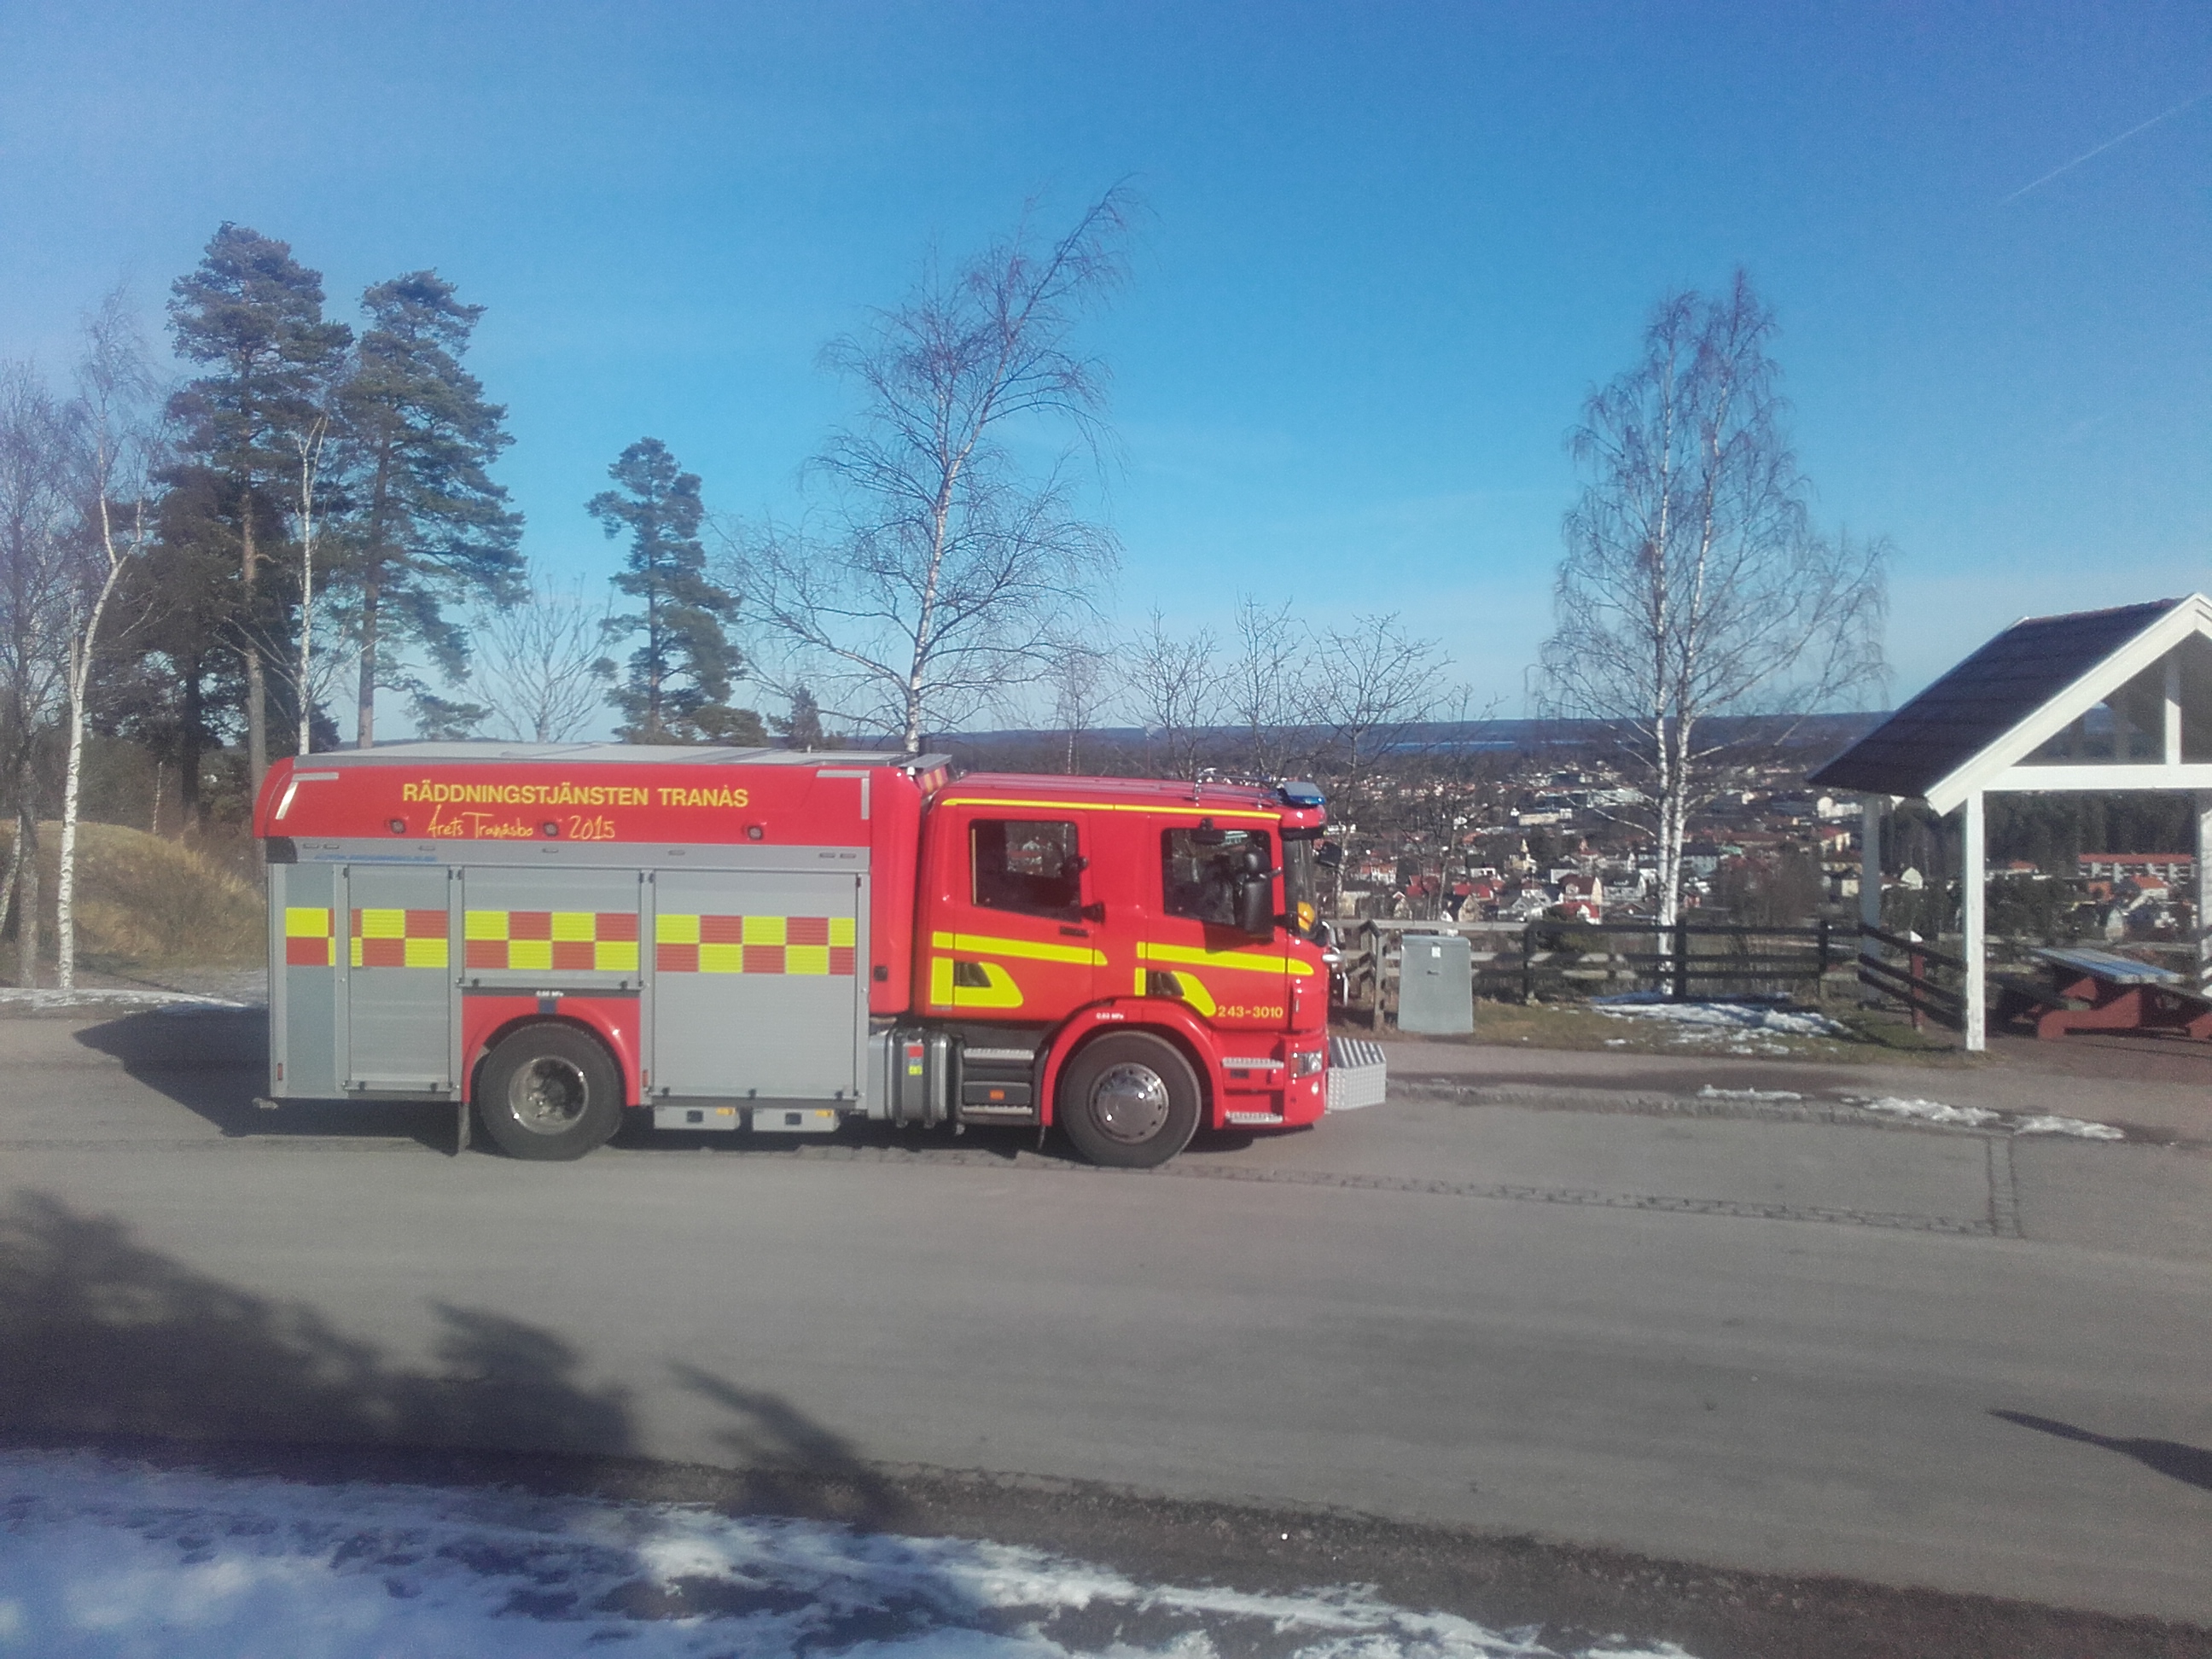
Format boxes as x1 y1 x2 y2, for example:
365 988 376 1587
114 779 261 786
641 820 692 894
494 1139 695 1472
474 1023 623 1161
1057 1032 1201 1168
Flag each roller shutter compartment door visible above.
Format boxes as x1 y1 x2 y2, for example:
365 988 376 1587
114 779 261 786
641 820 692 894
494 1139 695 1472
458 866 644 984
344 864 454 1091
649 870 862 1100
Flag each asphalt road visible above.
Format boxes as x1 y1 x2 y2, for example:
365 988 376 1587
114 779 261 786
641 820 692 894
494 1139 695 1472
3 1007 2209 1636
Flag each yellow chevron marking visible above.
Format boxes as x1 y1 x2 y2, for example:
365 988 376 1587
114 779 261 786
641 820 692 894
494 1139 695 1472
929 957 1023 1010
929 930 1105 966
1137 940 1313 976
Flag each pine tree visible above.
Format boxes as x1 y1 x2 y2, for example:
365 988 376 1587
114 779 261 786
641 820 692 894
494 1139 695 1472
166 224 351 790
586 439 739 743
339 271 524 746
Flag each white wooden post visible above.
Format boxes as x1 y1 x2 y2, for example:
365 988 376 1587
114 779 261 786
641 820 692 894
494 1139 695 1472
1859 796 1882 932
2165 654 2183 765
2196 790 2212 994
1962 790 1986 1051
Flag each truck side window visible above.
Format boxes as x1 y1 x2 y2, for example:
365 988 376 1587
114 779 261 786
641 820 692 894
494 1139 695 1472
970 819 1083 920
1161 828 1271 926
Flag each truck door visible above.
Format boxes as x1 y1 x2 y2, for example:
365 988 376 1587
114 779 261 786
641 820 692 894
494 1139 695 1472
923 810 1101 1021
1141 822 1295 1030
343 864 455 1092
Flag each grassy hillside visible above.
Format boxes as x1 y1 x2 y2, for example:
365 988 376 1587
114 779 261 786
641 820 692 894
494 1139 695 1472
0 822 265 973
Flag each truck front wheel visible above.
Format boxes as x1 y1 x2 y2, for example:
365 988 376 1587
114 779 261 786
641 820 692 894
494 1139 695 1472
1057 1032 1201 1168
474 1023 623 1161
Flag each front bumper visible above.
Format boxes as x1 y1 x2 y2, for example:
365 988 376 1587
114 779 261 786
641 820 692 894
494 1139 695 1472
1324 1036 1388 1111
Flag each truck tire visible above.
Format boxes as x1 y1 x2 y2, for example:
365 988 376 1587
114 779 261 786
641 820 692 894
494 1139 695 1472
1057 1032 1201 1168
474 1023 623 1161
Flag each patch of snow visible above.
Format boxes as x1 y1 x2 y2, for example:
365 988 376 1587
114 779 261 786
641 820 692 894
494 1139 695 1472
2012 1115 2126 1140
1848 1096 2000 1129
1591 995 1846 1040
0 988 254 1013
0 1448 1694 1659
1697 1086 1805 1102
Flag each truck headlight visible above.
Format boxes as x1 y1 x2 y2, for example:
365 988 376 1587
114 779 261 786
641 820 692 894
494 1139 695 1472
1290 1050 1324 1077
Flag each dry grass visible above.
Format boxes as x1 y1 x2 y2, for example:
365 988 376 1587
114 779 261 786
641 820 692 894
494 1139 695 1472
0 821 265 972
1376 996 1975 1066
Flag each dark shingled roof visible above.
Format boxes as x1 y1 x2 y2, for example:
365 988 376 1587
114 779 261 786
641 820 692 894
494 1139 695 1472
1807 598 2183 798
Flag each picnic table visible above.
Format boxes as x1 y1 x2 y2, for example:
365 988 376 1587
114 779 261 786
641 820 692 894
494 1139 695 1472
1996 946 2212 1042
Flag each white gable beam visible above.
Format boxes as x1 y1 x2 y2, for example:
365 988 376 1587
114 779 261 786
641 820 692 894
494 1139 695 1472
1983 762 2212 793
1924 594 2212 813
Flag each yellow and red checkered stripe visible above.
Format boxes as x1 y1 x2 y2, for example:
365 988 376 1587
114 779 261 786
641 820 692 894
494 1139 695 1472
350 908 451 969
283 906 336 967
463 911 639 973
655 914 855 976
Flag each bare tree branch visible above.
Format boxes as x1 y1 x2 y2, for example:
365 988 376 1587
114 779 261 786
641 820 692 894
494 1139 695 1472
466 562 614 743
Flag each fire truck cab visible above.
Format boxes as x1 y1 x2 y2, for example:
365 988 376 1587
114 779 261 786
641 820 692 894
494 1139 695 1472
253 744 1387 1167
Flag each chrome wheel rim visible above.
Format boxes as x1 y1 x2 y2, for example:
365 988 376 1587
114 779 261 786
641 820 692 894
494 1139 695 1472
1090 1062 1171 1144
509 1057 589 1134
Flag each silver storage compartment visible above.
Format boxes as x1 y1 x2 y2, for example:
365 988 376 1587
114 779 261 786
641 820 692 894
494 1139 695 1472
1325 1036 1389 1111
649 869 864 1101
343 863 456 1092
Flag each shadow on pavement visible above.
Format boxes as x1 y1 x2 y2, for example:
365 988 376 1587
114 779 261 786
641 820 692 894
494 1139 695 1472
0 1189 907 1531
1992 1408 2212 1494
71 1008 457 1151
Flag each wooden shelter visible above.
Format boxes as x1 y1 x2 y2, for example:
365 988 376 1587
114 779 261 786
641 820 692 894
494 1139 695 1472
1810 595 2212 1050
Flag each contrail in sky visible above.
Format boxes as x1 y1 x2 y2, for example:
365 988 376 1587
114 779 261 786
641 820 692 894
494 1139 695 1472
2000 89 2211 203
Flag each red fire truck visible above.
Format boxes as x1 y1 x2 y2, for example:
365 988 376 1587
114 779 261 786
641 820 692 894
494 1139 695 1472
252 743 1388 1167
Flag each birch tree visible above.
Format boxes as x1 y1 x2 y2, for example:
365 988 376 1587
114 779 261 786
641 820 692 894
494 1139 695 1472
0 364 79 985
55 294 162 990
1046 640 1111 773
1535 271 1887 928
736 189 1132 751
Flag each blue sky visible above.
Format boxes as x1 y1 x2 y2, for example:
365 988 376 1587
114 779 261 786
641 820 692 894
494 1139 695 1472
3 1 2206 720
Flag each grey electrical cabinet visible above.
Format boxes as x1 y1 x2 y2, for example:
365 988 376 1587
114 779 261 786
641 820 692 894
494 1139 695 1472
1396 932 1474 1034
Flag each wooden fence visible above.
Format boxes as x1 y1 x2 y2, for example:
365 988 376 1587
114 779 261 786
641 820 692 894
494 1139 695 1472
1336 914 2206 1037
1339 917 1853 1029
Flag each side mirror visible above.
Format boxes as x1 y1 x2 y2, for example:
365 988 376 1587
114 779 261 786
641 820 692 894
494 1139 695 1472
1237 873 1275 940
1315 842 1344 871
